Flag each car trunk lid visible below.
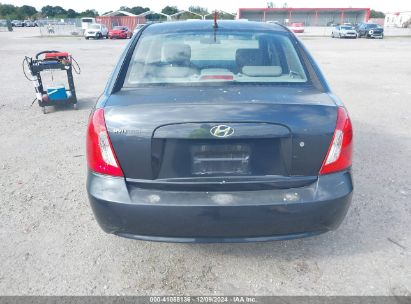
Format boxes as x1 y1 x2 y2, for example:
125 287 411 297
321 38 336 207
104 86 337 188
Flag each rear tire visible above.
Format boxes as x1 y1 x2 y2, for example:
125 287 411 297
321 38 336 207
42 107 46 114
97 33 102 39
73 103 78 110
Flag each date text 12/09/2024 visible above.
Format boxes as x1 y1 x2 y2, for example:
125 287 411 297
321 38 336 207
149 296 257 303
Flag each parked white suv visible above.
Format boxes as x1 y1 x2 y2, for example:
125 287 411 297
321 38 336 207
84 23 108 39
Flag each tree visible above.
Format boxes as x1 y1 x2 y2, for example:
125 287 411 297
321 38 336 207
66 9 79 18
119 6 131 12
0 4 17 19
79 9 98 17
161 6 179 15
18 5 37 18
370 10 385 18
40 5 67 17
130 6 150 15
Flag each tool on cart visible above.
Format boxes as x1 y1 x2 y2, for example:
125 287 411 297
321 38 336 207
23 51 80 114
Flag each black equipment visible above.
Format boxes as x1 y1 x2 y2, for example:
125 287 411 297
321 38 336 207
23 50 80 114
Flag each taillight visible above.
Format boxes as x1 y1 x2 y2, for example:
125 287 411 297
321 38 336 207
319 107 353 175
86 108 124 177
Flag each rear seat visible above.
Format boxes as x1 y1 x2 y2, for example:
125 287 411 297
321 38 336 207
236 48 282 77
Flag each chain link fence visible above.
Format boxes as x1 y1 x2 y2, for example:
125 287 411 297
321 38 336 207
37 19 83 36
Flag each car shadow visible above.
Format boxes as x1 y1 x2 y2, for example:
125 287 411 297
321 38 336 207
40 96 97 113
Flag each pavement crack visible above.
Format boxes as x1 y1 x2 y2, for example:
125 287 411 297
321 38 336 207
387 237 407 250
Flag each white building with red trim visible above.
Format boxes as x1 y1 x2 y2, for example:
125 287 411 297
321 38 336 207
385 11 411 27
237 8 370 26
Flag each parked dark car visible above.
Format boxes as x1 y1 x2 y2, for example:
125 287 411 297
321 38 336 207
86 21 353 243
356 23 384 39
11 20 23 27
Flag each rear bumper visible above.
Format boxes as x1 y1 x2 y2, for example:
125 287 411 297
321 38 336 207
84 32 100 38
367 32 384 38
87 170 353 243
109 34 127 39
341 33 357 38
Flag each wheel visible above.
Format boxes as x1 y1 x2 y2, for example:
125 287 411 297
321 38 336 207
73 103 78 110
105 34 108 39
339 33 341 38
85 37 89 40
97 33 102 39
42 106 46 114
331 32 334 38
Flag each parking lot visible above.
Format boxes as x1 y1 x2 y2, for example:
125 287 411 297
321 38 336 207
0 27 410 295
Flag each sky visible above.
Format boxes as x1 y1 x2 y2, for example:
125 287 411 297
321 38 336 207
7 0 411 14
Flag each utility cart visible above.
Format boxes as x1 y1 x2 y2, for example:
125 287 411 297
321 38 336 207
24 51 80 114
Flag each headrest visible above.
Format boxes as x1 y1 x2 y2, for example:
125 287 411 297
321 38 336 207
236 49 264 69
163 43 191 66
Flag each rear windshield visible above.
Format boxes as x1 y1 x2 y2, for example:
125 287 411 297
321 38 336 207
125 30 308 86
114 26 126 30
341 26 353 30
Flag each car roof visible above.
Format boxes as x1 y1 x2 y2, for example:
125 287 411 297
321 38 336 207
144 20 288 34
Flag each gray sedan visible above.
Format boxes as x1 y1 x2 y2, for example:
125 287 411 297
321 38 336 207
86 21 353 243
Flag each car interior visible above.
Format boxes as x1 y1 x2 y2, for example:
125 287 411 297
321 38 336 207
126 33 307 85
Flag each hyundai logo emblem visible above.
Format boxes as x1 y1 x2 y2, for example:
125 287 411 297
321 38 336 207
210 125 234 138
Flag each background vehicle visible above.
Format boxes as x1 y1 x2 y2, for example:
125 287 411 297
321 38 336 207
81 17 96 30
356 23 384 39
133 23 146 34
86 21 353 242
11 20 23 27
332 25 357 38
108 26 132 39
289 22 304 33
84 23 108 39
23 20 35 27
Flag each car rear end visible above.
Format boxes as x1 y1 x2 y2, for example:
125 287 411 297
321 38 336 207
84 24 102 39
290 23 305 33
86 21 353 242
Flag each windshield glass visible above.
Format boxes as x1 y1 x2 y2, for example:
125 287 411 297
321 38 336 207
125 30 308 86
89 24 101 29
341 26 353 30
